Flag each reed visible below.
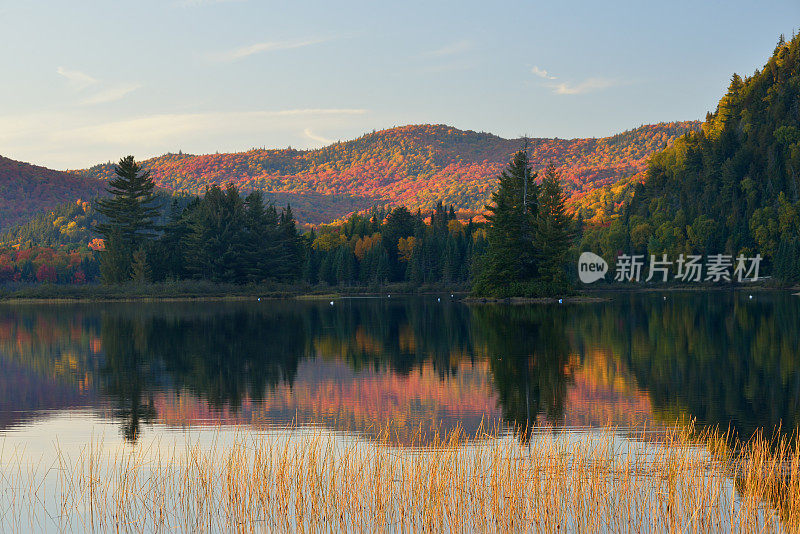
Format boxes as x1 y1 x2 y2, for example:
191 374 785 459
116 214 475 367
0 423 797 533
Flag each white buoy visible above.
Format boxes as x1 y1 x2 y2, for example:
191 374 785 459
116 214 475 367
450 294 454 298
663 296 666 301
330 301 334 306
387 294 391 298
437 297 441 302
258 298 261 302
749 295 753 299
558 298 563 304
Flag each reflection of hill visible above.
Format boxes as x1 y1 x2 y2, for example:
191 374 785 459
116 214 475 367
0 357 94 431
563 350 656 428
1 295 797 444
153 358 501 445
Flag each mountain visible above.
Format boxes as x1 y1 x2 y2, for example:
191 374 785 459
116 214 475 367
0 120 698 239
583 34 800 281
0 156 106 232
76 122 699 223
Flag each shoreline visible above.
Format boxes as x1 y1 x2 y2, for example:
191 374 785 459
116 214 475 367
0 283 796 305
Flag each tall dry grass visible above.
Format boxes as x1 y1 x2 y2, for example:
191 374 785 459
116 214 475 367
0 423 797 533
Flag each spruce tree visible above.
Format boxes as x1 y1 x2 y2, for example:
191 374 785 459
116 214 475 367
99 227 130 283
131 246 152 284
95 156 159 283
278 205 302 280
534 164 573 291
472 150 538 296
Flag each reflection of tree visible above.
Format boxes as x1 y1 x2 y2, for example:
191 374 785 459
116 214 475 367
99 314 157 441
580 293 800 441
7 293 800 445
304 299 474 378
98 304 305 441
471 305 573 439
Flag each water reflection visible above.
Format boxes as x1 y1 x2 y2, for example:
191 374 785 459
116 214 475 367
0 292 797 444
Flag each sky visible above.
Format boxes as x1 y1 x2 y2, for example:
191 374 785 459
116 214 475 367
1 0 798 170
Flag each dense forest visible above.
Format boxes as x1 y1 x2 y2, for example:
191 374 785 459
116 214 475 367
78 155 496 289
0 122 696 233
583 34 800 282
2 149 568 297
76 122 698 223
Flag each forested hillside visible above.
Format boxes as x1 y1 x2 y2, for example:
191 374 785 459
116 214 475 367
77 122 698 223
0 156 106 232
582 34 800 281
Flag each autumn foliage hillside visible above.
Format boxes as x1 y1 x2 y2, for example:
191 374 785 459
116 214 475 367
77 122 699 223
0 156 107 232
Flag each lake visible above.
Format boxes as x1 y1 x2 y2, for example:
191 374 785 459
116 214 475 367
0 291 797 444
0 291 797 531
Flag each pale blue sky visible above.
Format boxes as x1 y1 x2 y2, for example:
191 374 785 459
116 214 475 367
1 0 797 169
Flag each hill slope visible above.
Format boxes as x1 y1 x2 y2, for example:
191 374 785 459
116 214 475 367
585 34 800 280
0 156 106 232
77 122 699 222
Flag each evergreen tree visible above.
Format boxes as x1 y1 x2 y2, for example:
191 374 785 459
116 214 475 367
95 156 159 283
183 184 248 282
534 164 573 290
472 150 539 296
278 204 302 281
100 227 131 283
243 191 282 281
131 246 151 284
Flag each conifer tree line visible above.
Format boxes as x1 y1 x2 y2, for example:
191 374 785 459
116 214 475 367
580 34 800 282
304 202 486 287
95 157 302 284
93 153 575 294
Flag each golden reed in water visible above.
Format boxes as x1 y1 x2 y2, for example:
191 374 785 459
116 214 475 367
0 423 797 532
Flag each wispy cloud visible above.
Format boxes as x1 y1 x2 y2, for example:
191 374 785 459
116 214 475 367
304 128 333 145
57 67 141 104
0 108 368 169
549 77 617 95
60 109 366 143
424 40 471 57
56 67 98 90
207 38 328 62
81 83 142 105
531 66 556 80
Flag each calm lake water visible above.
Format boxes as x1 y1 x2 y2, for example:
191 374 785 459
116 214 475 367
0 290 797 446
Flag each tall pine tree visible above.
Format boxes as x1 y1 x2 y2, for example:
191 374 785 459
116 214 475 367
95 156 159 283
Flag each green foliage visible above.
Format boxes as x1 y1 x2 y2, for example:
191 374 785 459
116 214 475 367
100 228 131 284
472 153 574 297
175 184 301 284
535 165 573 290
588 34 800 283
131 247 151 284
95 156 160 283
472 151 539 296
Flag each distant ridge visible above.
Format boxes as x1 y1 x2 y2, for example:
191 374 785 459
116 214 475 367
0 155 106 231
75 121 700 223
0 121 699 231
